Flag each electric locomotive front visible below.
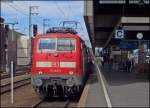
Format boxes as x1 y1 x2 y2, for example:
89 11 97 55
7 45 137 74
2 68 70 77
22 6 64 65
31 31 85 97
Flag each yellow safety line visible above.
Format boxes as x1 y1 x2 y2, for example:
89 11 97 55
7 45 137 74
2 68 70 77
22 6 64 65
77 84 90 107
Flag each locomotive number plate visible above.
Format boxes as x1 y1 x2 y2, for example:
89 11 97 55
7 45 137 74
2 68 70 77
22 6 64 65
49 69 61 72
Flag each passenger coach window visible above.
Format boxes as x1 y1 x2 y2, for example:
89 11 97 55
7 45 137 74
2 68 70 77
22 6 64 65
38 38 56 51
57 38 75 51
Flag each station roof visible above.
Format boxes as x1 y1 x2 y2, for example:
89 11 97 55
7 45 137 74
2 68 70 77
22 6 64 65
84 0 150 48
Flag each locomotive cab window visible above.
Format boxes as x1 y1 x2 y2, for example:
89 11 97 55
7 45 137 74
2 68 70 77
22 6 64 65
38 38 56 51
57 38 75 51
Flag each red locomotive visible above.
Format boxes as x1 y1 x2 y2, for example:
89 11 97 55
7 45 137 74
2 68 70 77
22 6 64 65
31 23 90 97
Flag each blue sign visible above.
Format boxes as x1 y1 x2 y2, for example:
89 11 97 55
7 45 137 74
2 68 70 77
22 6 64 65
115 29 124 39
118 41 138 49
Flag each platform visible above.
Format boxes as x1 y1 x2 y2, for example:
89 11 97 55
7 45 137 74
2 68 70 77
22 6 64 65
101 65 149 107
84 71 107 107
78 63 108 107
78 61 149 107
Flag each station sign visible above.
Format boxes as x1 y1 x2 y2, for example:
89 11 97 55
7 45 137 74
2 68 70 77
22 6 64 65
117 40 138 49
115 29 124 39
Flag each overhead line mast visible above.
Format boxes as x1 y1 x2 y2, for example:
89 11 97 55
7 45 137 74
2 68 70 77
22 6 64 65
43 19 50 34
29 6 39 64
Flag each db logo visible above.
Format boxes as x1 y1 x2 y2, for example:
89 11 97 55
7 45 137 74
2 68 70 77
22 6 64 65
52 62 59 67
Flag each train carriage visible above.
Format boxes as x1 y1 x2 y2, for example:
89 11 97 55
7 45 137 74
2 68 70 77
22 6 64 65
31 27 89 97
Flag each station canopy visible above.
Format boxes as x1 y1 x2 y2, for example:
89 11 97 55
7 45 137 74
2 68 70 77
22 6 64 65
84 0 150 48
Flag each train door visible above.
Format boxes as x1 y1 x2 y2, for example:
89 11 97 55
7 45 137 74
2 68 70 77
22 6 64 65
81 42 86 79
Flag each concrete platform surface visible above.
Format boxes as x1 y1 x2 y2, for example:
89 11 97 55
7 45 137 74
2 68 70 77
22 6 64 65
78 63 108 107
79 61 149 107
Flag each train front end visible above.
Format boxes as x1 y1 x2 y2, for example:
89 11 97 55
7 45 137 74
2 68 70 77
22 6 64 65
31 33 82 97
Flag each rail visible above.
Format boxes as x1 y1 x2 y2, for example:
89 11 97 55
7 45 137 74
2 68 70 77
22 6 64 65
0 78 31 94
31 98 71 108
1 70 30 79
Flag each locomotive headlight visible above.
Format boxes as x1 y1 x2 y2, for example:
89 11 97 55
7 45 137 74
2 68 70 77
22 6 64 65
66 77 75 87
34 78 43 87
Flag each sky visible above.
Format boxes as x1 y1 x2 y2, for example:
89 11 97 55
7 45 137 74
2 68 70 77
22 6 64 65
1 0 91 47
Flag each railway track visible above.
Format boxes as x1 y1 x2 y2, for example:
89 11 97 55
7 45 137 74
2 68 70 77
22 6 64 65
0 71 30 79
31 97 78 108
0 78 31 94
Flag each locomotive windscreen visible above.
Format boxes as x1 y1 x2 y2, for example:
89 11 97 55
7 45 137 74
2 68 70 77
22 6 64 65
38 38 56 51
57 38 75 51
37 38 75 52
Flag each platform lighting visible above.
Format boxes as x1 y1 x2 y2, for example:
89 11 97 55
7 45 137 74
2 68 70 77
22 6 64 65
138 0 145 6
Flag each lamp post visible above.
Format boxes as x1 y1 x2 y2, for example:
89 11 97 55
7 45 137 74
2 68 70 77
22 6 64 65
137 32 143 64
43 19 50 34
28 6 39 64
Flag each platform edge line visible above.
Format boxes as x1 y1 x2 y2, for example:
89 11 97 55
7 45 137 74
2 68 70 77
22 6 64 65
95 61 112 108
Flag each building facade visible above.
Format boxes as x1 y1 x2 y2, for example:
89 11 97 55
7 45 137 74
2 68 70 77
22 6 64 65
0 17 29 73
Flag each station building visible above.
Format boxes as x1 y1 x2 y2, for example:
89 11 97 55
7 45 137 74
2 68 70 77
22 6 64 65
0 17 30 73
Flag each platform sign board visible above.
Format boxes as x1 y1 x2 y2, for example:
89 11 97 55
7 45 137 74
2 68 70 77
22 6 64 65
115 29 124 39
117 40 138 49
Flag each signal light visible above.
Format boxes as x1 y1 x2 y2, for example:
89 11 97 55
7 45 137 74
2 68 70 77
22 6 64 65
5 25 9 32
33 24 38 36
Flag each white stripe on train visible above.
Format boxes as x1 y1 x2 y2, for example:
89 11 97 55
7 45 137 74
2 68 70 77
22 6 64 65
36 61 76 68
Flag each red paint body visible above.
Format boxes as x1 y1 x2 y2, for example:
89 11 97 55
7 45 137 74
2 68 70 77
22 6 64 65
31 33 85 76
